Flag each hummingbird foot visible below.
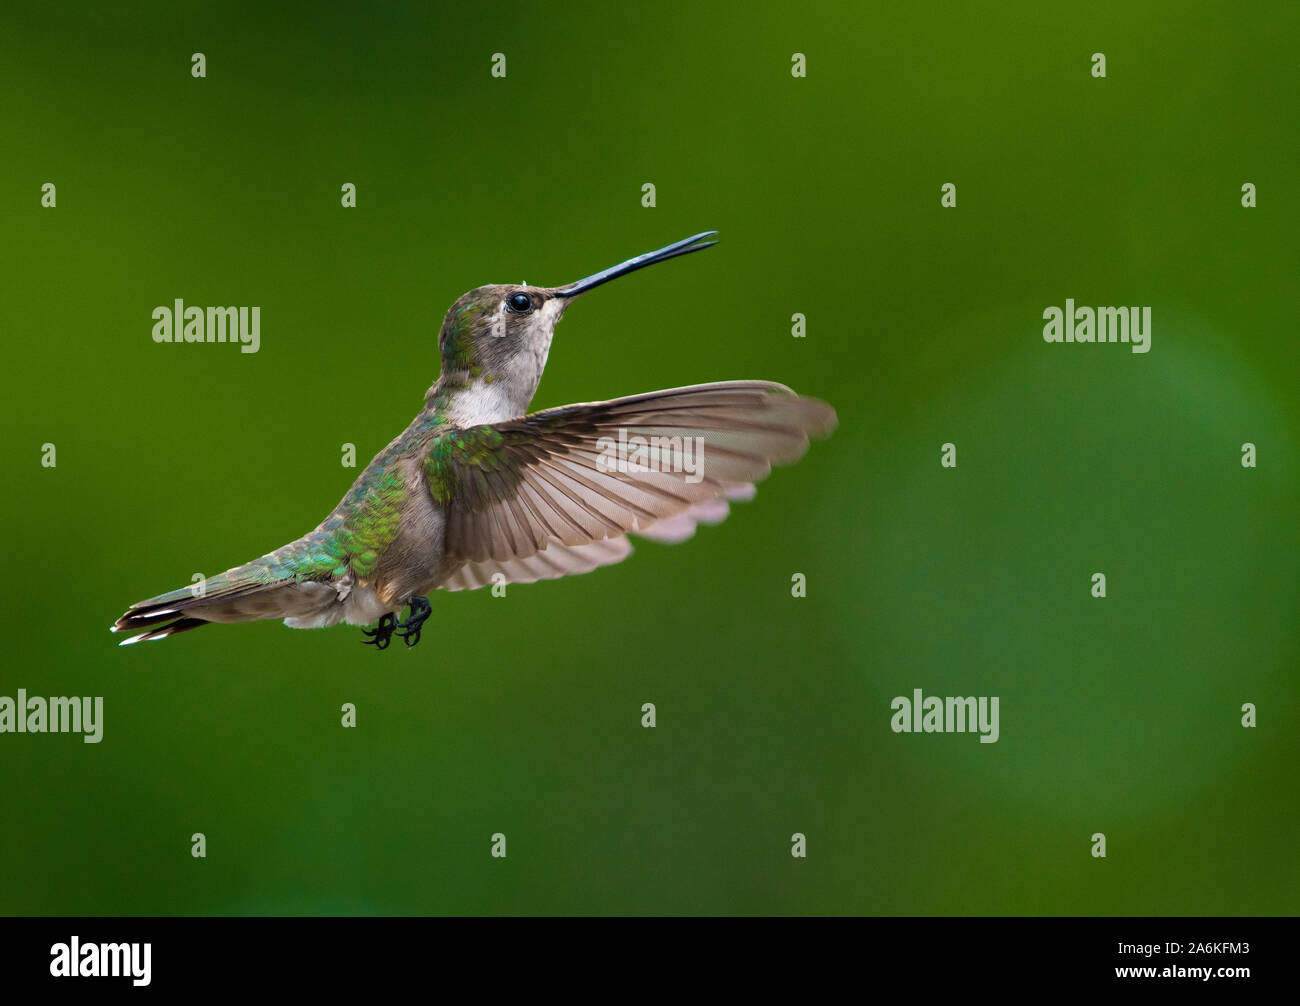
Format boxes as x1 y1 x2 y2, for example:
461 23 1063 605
360 612 398 650
397 596 432 648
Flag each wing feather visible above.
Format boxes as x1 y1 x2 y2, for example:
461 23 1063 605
428 381 835 587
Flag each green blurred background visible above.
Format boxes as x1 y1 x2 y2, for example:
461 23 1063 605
1 1 1296 915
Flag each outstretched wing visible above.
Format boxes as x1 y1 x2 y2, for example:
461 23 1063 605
425 381 836 589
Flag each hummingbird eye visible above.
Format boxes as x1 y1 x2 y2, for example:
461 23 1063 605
506 292 533 314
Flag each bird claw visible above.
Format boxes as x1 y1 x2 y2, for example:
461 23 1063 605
359 598 430 650
361 613 398 649
397 596 432 648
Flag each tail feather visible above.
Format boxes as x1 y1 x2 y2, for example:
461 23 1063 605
117 617 211 646
110 605 189 632
114 557 343 645
112 561 292 644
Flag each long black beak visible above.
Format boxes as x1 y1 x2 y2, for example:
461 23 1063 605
554 231 718 298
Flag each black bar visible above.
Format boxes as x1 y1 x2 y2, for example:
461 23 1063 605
0 916 1276 992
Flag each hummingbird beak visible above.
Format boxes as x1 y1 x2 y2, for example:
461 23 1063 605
554 231 718 299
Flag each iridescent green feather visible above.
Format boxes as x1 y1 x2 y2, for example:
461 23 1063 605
425 426 505 505
332 466 406 578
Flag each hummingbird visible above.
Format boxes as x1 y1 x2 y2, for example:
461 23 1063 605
113 232 837 649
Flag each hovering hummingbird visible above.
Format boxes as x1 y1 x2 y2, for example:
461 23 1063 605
113 232 837 648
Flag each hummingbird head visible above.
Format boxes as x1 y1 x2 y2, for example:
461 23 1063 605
433 231 718 422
